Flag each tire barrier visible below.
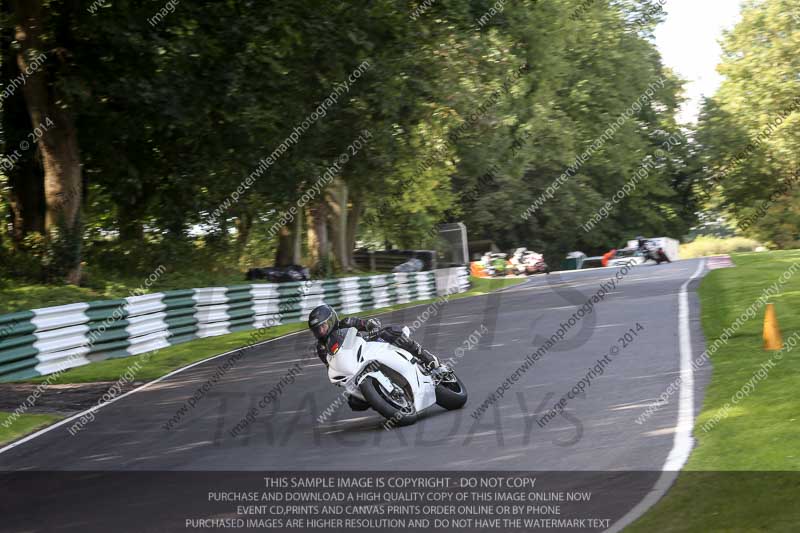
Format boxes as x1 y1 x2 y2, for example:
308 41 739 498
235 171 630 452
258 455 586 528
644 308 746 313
0 268 470 382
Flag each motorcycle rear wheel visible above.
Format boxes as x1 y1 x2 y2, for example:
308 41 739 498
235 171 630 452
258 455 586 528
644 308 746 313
359 376 417 426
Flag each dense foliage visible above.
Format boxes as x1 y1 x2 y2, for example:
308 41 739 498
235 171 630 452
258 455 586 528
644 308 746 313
695 0 800 249
3 0 791 286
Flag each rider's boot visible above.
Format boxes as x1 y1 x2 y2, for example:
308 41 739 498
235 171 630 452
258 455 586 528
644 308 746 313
414 346 449 378
394 335 446 377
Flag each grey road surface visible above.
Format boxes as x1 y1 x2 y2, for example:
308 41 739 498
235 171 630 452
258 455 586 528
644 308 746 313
0 260 709 532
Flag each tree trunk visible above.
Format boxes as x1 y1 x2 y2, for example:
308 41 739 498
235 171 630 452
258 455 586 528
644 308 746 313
235 211 253 253
14 0 83 283
307 201 330 275
306 205 319 266
2 8 45 248
326 181 351 271
274 225 294 267
118 202 145 242
346 195 362 269
291 208 303 264
336 181 350 271
7 162 46 245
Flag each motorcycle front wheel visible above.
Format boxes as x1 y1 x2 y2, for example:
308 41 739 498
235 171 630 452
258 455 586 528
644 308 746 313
435 373 468 410
359 376 418 427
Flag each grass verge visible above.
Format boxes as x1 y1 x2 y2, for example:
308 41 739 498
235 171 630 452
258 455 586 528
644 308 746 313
21 275 527 385
627 250 800 532
0 411 64 446
0 269 386 315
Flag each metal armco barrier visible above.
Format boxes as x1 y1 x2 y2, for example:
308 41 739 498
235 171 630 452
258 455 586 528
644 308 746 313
0 268 470 382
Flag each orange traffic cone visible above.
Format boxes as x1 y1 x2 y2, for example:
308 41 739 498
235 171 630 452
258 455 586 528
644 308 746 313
763 303 783 351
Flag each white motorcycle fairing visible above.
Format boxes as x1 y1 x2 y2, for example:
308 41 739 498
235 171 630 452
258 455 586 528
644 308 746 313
327 327 438 413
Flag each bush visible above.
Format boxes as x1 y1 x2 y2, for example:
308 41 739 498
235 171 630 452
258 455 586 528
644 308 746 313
679 236 762 258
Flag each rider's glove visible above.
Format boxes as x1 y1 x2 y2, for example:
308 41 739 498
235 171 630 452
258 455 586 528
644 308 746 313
365 318 381 331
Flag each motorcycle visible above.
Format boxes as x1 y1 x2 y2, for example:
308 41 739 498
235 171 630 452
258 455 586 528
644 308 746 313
642 242 671 265
488 253 510 277
327 326 468 426
510 248 548 276
522 252 548 275
480 252 508 277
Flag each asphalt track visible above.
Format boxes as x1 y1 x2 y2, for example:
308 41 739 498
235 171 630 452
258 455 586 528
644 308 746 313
0 259 710 532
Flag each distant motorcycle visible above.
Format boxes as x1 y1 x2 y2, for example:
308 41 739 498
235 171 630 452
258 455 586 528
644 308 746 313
246 265 310 282
642 242 671 265
523 252 548 274
510 248 548 275
482 253 510 277
326 327 468 426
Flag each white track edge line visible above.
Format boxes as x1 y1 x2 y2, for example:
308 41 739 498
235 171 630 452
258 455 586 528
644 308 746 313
0 284 479 458
605 258 706 533
0 330 308 457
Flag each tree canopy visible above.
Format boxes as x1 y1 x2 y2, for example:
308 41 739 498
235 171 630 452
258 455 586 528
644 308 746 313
695 0 800 248
1 0 793 285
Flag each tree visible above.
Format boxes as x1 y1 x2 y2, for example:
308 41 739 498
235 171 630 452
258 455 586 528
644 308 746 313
696 0 800 248
6 0 84 282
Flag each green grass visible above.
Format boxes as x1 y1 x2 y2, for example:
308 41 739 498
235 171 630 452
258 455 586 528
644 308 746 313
0 284 112 314
0 269 386 315
628 250 800 532
0 411 63 446
20 275 526 385
679 235 762 258
463 275 529 294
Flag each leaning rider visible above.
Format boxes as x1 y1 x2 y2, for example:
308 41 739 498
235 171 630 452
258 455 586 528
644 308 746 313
308 304 443 375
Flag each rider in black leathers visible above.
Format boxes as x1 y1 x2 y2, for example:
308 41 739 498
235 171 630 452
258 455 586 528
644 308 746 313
636 235 671 263
308 304 441 373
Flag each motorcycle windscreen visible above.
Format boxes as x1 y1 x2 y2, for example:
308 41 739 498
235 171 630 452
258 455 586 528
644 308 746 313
327 328 362 379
